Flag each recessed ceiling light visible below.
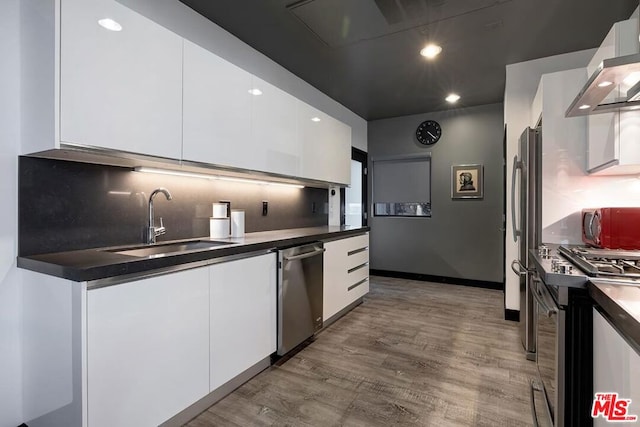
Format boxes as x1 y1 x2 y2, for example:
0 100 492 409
597 81 613 88
311 117 321 122
98 18 122 32
445 93 460 103
579 104 591 110
631 106 640 110
420 44 442 59
248 88 263 96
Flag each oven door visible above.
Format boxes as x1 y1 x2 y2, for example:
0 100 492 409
531 277 560 427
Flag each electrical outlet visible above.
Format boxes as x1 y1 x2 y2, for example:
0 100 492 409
262 201 268 216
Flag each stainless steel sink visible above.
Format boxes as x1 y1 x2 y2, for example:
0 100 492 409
105 240 232 258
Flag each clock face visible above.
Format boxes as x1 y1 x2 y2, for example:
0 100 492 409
416 120 442 145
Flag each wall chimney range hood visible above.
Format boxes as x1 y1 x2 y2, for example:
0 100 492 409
566 52 640 117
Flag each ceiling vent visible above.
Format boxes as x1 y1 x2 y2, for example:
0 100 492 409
287 0 509 48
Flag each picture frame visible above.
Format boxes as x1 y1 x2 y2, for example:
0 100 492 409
451 164 483 199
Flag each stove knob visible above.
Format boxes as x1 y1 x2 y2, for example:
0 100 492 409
558 264 573 274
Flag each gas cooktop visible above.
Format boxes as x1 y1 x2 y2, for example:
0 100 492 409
558 245 640 281
530 244 640 288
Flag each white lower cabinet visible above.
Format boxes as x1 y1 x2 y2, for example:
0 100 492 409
209 253 277 390
323 233 369 321
86 252 277 425
593 308 640 427
87 267 210 427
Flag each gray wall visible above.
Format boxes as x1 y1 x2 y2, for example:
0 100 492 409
368 103 504 283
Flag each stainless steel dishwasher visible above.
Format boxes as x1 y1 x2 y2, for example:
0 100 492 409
277 242 324 356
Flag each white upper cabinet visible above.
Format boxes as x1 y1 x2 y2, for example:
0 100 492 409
250 76 301 176
586 19 640 175
59 0 183 159
22 0 353 183
299 102 351 185
183 40 254 169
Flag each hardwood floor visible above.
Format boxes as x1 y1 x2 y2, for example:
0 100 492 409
185 276 537 426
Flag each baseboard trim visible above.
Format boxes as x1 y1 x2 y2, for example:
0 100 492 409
321 297 363 329
370 269 503 291
504 309 520 322
160 356 271 427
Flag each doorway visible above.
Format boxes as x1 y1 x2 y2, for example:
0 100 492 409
342 147 368 227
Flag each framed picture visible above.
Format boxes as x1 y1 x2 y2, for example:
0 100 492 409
451 164 483 199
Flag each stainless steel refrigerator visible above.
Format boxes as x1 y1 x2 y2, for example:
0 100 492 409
510 126 541 361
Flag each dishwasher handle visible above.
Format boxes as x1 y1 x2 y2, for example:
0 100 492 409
283 247 325 261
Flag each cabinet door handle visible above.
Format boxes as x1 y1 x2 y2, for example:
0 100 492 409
347 262 368 274
348 277 368 291
348 246 368 256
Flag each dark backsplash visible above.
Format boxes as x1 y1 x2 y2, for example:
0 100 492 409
19 157 328 256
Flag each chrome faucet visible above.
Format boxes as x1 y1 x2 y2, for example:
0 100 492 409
147 187 172 244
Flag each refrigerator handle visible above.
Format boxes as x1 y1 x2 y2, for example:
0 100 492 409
510 259 528 276
511 155 523 242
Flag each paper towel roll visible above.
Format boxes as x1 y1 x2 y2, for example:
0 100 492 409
210 218 230 238
231 210 245 237
212 203 228 218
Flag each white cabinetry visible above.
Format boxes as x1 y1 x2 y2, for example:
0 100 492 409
251 77 301 177
183 40 254 169
183 49 350 182
323 233 369 321
24 252 277 426
534 69 590 244
586 19 640 175
22 0 353 183
209 253 277 390
593 308 640 426
300 102 352 185
59 0 183 158
87 267 210 427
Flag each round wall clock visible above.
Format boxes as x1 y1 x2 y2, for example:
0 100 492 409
416 120 442 145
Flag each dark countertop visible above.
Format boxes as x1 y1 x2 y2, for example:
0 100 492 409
18 226 369 283
589 280 640 354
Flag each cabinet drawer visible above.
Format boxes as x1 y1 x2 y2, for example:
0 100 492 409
347 263 369 287
346 277 369 301
344 234 369 253
346 248 369 270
